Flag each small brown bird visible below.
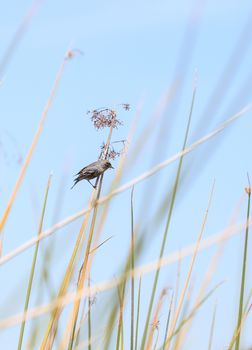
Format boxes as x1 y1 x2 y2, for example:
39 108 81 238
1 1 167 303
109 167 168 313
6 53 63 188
71 159 113 189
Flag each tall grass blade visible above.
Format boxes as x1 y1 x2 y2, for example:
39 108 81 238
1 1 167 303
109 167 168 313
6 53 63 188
116 282 126 350
229 289 252 349
162 293 173 350
140 87 196 350
17 175 52 350
208 302 217 350
88 276 92 350
130 186 135 350
135 277 142 350
235 177 251 350
146 289 167 350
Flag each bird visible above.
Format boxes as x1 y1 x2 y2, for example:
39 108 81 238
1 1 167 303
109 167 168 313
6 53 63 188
71 159 114 189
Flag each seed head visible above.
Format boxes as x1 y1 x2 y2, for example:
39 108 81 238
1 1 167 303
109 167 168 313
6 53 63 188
88 108 122 130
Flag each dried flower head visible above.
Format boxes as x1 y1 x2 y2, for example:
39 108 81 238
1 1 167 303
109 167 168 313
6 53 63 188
88 108 122 130
108 148 120 160
100 142 121 160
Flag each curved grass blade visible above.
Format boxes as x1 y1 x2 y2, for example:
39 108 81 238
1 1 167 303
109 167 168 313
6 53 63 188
235 178 251 350
130 187 135 350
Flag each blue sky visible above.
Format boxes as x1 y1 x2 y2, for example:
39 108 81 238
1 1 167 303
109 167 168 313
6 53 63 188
1 0 252 349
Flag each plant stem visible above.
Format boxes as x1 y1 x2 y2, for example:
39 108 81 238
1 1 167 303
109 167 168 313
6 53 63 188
130 186 135 350
235 178 251 350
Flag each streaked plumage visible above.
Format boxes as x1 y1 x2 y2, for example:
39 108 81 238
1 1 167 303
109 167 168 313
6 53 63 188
71 159 113 189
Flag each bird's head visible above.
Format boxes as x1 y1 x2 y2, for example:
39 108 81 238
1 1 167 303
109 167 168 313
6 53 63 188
102 159 114 170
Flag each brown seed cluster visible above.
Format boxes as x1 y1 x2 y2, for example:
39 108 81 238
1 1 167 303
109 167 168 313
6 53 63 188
87 104 130 130
88 108 122 130
100 142 121 160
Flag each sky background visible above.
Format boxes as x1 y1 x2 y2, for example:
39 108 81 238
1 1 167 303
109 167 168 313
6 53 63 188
1 0 252 349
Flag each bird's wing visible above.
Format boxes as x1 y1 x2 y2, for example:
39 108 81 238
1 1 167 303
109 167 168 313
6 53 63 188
75 161 98 176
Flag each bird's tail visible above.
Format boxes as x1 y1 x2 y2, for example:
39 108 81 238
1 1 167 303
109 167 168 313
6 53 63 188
71 179 78 189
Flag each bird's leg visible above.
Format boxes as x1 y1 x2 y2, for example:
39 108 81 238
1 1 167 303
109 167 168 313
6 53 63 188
88 180 96 189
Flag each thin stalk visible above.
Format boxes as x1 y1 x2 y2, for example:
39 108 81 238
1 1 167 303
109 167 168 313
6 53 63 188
172 281 193 350
146 289 167 350
134 277 142 350
235 177 251 350
73 299 87 349
116 286 122 350
116 282 126 350
17 175 52 350
173 258 181 324
88 276 92 350
229 289 252 349
153 329 160 350
140 87 196 350
208 302 217 350
162 293 173 350
230 304 252 350
104 294 120 350
130 186 135 350
121 317 125 350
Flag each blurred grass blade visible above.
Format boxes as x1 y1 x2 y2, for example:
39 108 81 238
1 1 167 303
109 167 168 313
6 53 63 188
140 87 196 350
162 293 173 350
17 175 52 350
135 277 142 350
130 187 135 350
88 276 92 350
208 302 217 350
228 289 252 349
229 303 252 350
116 282 126 350
235 179 251 350
146 289 167 350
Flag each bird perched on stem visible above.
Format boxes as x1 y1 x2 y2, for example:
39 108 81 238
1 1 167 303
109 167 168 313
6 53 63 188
71 159 113 189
